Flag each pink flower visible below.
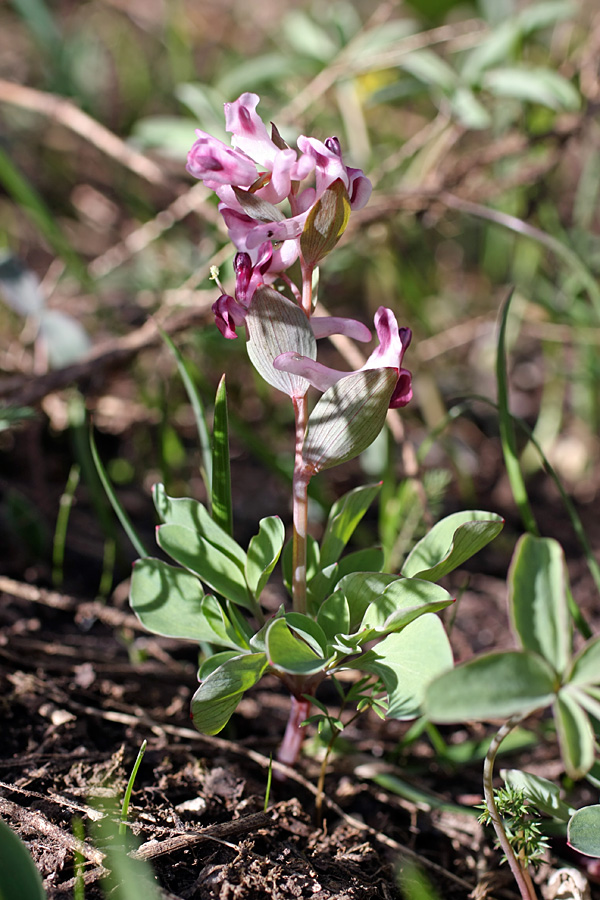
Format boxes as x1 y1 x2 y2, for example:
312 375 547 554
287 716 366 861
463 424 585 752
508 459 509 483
273 307 413 409
187 93 372 269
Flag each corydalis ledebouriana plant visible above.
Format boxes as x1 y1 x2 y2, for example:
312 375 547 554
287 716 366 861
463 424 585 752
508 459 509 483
128 92 503 770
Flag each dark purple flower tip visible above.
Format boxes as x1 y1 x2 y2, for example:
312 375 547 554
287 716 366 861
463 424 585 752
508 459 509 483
325 137 341 157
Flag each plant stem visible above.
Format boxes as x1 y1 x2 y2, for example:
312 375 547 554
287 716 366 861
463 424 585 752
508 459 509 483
483 715 538 900
292 394 309 615
277 695 311 767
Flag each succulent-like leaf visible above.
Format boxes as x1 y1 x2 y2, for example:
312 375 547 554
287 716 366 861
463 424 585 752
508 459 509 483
402 510 504 581
157 523 253 611
425 650 557 722
300 178 351 267
351 614 453 720
0 818 46 900
359 578 454 640
191 652 269 735
153 484 247 569
568 805 600 858
554 690 596 780
245 516 285 598
568 635 600 687
320 483 382 568
509 534 571 674
316 591 350 642
246 286 316 396
266 617 328 675
303 369 397 473
337 571 400 631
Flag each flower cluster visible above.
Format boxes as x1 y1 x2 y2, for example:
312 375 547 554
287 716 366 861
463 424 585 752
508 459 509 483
187 92 412 416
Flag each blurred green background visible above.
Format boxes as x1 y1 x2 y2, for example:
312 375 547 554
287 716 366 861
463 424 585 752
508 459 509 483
1 0 599 594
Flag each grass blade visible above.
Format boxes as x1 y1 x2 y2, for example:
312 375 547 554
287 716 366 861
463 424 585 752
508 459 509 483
89 425 149 559
211 375 233 535
120 739 148 836
496 290 539 535
159 327 212 500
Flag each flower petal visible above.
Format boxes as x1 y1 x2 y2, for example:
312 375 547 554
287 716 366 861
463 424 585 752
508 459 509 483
311 316 371 342
273 352 351 393
225 93 278 168
186 131 257 187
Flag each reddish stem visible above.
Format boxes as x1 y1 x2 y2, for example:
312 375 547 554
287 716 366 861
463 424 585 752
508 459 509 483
277 695 311 767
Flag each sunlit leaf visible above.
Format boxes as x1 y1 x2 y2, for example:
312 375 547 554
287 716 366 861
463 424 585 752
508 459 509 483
320 482 382 567
191 652 268 734
402 510 504 581
246 516 285 598
568 805 600 858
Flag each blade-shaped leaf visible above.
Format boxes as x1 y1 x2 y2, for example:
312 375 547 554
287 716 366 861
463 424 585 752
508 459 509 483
246 516 285 598
191 652 268 735
425 651 556 722
554 690 596 779
157 523 253 611
320 482 382 568
402 510 504 580
303 369 397 473
568 805 600 858
246 286 316 396
483 66 580 111
266 617 327 675
351 614 453 720
212 375 233 535
153 484 247 570
509 534 570 674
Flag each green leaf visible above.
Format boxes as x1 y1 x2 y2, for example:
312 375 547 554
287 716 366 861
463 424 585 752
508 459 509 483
159 329 212 498
245 516 285 598
303 368 398 473
317 591 350 642
449 87 492 130
157 523 254 612
285 612 328 656
351 614 453 720
266 617 328 675
337 571 400 631
191 652 269 734
360 578 454 640
568 636 600 687
554 690 596 779
509 535 570 674
568 805 600 858
199 650 239 679
0 818 46 900
461 20 521 82
300 179 351 267
483 66 580 111
212 375 233 535
153 484 247 570
307 545 386 611
398 50 458 91
129 559 248 649
501 769 574 821
320 483 382 567
402 510 504 581
246 286 316 396
425 651 556 722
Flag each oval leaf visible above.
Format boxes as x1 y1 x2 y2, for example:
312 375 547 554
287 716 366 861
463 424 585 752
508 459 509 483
300 178 351 267
568 636 600 687
246 516 285 598
402 510 504 581
246 286 316 396
191 652 269 735
303 368 397 473
320 482 382 568
425 650 556 722
554 690 596 780
351 614 453 720
568 805 600 858
509 535 570 674
266 617 327 675
360 578 454 639
157 523 253 611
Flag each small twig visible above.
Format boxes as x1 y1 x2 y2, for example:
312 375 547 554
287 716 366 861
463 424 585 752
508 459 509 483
0 80 169 188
